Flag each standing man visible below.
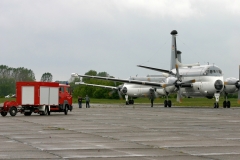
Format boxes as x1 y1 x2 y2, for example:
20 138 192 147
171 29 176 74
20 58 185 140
149 93 154 107
78 96 82 108
85 95 90 108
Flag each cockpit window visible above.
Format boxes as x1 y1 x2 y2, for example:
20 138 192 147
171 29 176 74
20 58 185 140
205 68 222 76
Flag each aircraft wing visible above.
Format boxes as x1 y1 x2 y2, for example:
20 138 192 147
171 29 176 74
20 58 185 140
137 65 175 75
77 75 163 87
75 82 118 90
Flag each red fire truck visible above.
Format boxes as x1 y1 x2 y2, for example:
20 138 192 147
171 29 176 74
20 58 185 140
0 82 73 117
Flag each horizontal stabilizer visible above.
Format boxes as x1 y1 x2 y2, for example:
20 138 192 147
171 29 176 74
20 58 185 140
137 65 175 75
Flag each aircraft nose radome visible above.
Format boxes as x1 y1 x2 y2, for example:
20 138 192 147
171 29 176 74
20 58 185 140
214 80 223 91
171 30 178 35
122 87 127 94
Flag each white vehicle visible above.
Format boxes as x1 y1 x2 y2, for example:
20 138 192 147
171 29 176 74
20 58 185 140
5 95 10 98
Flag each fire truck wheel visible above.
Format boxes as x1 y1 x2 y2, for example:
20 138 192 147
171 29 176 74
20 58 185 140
40 106 48 116
47 108 51 115
64 106 68 115
9 107 17 116
1 112 7 117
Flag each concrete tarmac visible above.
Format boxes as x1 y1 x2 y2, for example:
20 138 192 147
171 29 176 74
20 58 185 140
1 104 240 160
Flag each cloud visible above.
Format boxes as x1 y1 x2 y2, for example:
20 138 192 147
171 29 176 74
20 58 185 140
0 0 240 80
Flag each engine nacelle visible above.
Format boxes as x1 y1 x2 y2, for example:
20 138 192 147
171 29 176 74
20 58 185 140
164 77 177 93
224 77 239 93
156 88 167 96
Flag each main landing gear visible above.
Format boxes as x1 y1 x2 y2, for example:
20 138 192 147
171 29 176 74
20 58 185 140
214 92 231 108
223 93 231 108
125 95 134 105
164 93 172 107
164 100 172 107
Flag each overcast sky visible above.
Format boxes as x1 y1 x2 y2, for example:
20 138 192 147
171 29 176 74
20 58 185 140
1 0 240 81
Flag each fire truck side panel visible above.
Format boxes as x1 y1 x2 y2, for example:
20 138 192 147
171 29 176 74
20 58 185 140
22 86 34 105
49 87 58 105
40 87 49 105
40 86 58 105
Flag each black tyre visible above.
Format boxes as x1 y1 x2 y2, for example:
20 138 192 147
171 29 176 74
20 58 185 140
167 100 172 108
9 107 17 116
47 107 50 115
223 101 226 108
1 112 7 117
69 105 73 111
24 112 32 116
64 106 68 115
214 103 217 108
164 100 168 107
132 100 134 105
227 101 231 108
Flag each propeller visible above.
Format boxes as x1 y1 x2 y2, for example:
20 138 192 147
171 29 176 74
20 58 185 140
108 84 123 99
224 65 240 104
238 65 240 104
117 84 124 99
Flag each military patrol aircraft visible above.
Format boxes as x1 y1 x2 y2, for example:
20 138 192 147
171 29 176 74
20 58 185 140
137 30 240 108
73 30 240 108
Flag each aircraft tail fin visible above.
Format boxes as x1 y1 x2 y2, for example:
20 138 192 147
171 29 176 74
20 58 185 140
170 30 177 70
170 30 200 69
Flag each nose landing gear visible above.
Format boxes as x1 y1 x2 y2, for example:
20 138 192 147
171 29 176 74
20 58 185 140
214 92 220 108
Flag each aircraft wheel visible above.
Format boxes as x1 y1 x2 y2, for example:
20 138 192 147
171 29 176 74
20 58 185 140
167 100 172 107
227 101 231 108
214 103 219 108
1 112 7 117
223 101 226 108
132 100 134 105
129 100 132 104
9 107 17 116
164 100 168 107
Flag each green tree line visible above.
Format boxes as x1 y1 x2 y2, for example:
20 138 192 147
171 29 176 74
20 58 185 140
70 70 122 99
0 65 35 97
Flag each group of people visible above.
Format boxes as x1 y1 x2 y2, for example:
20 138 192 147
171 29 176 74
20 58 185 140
78 95 90 108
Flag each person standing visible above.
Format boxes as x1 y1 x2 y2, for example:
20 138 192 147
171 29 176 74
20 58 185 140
149 93 154 107
85 95 90 108
78 96 83 108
